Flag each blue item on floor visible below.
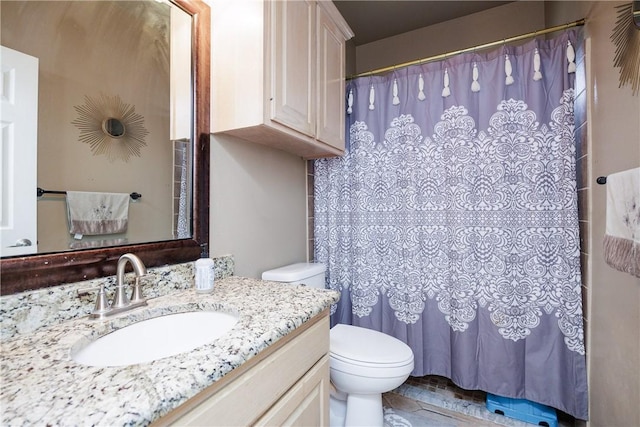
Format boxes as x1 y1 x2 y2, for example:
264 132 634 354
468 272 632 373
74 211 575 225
486 393 558 427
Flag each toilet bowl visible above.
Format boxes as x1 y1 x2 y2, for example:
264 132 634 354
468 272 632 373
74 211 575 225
329 323 414 426
262 263 415 427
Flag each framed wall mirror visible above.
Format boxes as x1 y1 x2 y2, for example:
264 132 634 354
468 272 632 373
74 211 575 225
0 0 210 295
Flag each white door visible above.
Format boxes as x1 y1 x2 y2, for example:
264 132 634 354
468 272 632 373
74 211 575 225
0 46 38 256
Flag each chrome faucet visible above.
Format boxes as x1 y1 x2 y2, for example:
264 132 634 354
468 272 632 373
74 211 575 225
79 253 148 319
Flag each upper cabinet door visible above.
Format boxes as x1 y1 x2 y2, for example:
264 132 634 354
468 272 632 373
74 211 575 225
316 4 346 151
270 0 316 138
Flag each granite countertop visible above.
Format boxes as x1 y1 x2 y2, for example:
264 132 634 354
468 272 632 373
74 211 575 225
0 277 339 426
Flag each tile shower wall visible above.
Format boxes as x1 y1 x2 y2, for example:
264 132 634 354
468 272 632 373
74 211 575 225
573 38 589 346
172 139 191 238
572 40 588 427
307 160 316 261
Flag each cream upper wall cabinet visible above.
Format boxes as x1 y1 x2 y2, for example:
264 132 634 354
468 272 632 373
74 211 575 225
211 0 354 159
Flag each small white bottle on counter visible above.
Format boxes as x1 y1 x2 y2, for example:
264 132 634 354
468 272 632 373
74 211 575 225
195 244 214 294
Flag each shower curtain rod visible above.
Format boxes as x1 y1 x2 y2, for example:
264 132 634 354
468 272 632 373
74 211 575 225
347 18 586 80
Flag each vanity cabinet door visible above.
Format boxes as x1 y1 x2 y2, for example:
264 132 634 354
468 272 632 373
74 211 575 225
156 314 330 426
270 0 316 138
255 355 330 426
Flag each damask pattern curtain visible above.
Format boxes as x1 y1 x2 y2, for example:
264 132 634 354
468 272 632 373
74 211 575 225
314 29 587 419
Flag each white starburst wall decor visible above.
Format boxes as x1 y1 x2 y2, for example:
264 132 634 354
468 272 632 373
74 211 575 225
71 93 150 162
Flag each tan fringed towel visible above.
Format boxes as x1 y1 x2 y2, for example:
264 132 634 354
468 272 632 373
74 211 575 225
603 167 640 278
69 238 129 249
66 191 129 238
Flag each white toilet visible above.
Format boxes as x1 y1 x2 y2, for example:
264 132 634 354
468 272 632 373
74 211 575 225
262 263 414 427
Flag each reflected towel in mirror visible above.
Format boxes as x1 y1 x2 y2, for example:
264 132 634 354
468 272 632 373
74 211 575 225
69 238 129 249
66 191 129 238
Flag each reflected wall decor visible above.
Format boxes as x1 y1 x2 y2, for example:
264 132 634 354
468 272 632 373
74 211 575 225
72 93 150 162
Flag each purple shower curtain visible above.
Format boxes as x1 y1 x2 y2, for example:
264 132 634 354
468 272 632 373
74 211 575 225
314 29 587 419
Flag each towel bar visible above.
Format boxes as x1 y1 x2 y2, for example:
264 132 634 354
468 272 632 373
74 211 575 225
596 176 607 184
36 187 142 200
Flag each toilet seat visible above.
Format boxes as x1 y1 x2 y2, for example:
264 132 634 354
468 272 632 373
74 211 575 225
330 324 414 377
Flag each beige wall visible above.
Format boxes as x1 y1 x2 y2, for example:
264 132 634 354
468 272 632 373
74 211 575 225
587 6 640 423
545 2 640 425
209 134 307 278
354 1 545 75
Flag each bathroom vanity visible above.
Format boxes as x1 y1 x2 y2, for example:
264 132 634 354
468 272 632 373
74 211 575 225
0 274 338 426
156 311 330 426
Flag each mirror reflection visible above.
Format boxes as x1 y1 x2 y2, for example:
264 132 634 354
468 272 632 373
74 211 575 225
0 0 193 256
103 119 126 138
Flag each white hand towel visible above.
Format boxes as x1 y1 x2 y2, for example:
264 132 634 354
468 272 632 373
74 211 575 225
603 167 640 278
66 191 129 238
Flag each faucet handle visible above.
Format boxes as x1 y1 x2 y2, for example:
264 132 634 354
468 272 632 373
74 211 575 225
78 284 110 317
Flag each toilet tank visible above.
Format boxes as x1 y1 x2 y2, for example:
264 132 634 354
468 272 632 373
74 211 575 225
261 263 326 289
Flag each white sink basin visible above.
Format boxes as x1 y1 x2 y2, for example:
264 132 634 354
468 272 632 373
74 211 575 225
71 311 239 367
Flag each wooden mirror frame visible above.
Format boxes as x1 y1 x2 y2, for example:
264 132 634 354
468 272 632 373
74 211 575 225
0 0 210 295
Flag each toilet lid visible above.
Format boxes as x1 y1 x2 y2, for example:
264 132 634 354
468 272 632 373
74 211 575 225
330 324 414 366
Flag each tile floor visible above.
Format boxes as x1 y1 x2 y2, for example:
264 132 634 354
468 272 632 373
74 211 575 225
382 375 577 427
